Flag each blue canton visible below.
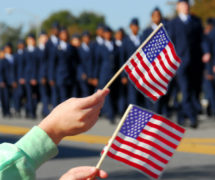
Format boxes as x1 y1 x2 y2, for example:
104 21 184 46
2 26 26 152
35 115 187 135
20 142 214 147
120 106 153 139
142 27 169 63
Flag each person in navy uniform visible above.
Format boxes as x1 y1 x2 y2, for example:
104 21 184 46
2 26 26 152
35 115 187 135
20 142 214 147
91 24 105 89
142 7 171 116
95 26 115 123
168 0 203 128
0 48 4 109
3 43 19 117
23 34 39 119
37 31 50 117
120 18 141 107
114 28 126 115
0 47 10 117
78 31 94 97
141 7 168 42
69 33 81 97
202 18 215 116
14 40 26 116
46 22 59 108
55 27 76 103
70 34 81 48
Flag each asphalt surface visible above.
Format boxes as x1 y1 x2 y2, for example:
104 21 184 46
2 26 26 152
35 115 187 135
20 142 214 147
1 109 215 180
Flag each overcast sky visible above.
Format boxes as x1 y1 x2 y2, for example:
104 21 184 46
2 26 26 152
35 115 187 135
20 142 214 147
0 0 177 32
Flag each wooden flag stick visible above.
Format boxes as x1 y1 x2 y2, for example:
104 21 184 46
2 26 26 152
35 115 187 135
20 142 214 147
103 23 163 90
95 104 133 169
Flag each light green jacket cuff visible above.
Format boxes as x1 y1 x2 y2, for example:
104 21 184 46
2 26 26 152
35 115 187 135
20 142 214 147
16 126 58 169
0 126 58 180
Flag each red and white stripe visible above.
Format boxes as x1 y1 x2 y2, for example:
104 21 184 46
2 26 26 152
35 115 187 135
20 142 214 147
124 42 181 101
106 114 185 179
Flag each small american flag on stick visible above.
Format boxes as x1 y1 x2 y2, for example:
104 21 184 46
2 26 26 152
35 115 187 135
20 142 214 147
124 25 181 101
97 105 185 180
103 24 181 102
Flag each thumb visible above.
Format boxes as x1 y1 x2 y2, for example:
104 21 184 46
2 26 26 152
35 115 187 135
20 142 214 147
72 167 98 180
78 89 110 109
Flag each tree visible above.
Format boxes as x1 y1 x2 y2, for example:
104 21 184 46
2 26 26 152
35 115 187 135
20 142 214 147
40 10 106 36
0 23 22 50
191 0 215 24
41 10 77 32
77 11 105 35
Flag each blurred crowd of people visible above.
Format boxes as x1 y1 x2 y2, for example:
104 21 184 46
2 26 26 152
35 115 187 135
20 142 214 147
0 0 214 128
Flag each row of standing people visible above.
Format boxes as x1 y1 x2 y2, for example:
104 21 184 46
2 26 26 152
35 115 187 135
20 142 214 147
0 0 213 128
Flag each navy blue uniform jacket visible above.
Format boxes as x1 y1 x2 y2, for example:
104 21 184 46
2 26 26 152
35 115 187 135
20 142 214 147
168 15 203 70
78 43 93 80
23 49 39 83
96 42 116 87
55 43 77 86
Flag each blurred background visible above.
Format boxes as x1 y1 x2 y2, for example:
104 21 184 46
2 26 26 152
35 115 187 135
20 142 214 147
1 0 215 179
0 0 212 47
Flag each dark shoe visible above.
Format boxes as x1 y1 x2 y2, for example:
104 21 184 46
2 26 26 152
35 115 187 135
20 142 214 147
190 122 198 129
206 105 212 117
109 118 115 125
197 109 203 115
178 121 185 126
3 114 12 119
177 113 184 126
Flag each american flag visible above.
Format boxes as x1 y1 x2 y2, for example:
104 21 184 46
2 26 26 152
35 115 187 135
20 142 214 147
105 105 185 179
124 25 181 101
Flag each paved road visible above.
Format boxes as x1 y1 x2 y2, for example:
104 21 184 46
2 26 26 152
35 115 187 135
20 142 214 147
1 113 215 180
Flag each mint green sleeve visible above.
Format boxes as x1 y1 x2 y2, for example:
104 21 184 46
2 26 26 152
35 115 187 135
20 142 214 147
0 126 58 180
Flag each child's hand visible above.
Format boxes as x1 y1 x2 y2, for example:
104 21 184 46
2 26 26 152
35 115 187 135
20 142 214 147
39 89 110 144
59 166 108 180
